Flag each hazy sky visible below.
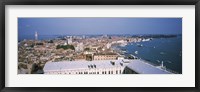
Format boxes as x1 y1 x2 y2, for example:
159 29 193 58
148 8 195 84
18 18 182 36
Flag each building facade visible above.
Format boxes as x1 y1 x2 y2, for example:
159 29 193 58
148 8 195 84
93 54 118 60
43 60 126 74
43 59 173 74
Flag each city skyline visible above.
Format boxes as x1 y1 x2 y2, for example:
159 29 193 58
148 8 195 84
18 18 182 74
18 18 182 36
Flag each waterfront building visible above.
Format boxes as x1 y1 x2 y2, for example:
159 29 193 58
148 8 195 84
43 59 173 74
124 59 172 74
93 53 118 61
74 54 86 61
117 56 125 60
43 60 125 74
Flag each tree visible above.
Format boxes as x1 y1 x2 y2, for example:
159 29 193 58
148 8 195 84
36 43 43 45
84 48 90 51
48 40 53 43
56 45 75 50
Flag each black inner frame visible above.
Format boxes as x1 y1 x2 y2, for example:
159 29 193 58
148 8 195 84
0 0 200 92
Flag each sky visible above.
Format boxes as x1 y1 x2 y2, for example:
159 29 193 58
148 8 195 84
18 18 182 36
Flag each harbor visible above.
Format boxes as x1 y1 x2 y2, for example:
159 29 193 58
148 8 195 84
114 36 182 74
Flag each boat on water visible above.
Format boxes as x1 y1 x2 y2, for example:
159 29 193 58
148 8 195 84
137 44 143 47
122 50 126 53
142 38 152 42
135 51 138 54
156 61 165 69
130 54 138 59
160 52 165 55
121 50 128 54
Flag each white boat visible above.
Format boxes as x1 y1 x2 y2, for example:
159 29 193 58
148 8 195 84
160 52 165 55
135 51 138 54
120 43 127 47
137 44 143 47
142 38 151 42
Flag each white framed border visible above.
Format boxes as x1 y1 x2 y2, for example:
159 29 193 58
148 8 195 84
5 5 195 87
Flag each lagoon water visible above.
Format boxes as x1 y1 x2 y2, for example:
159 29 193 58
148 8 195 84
118 36 182 73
